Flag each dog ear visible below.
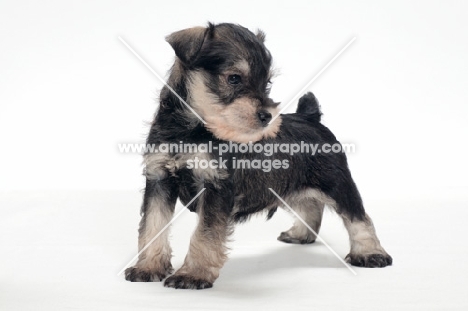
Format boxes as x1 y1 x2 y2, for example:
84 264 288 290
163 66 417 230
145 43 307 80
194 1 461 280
256 29 266 42
166 26 209 65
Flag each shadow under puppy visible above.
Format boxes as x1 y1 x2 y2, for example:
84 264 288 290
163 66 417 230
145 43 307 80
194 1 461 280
125 23 392 289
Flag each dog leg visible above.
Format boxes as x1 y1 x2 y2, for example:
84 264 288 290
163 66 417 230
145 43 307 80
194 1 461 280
278 199 324 244
322 169 393 268
342 213 393 267
125 177 179 282
164 184 233 289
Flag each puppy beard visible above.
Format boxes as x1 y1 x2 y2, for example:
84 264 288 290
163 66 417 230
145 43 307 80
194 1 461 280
188 72 282 143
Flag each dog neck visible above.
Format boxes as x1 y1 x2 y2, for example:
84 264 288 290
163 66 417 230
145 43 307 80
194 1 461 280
151 61 214 143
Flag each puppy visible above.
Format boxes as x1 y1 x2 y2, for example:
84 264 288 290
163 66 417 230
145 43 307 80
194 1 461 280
125 23 392 289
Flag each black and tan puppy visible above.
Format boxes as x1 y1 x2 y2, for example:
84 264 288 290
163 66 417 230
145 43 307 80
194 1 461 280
125 23 392 289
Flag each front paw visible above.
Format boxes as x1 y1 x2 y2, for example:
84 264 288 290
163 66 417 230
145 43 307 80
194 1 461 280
345 253 393 268
125 265 173 282
164 274 213 290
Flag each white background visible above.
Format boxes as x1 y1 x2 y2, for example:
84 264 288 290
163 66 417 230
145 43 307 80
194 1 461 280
1 0 467 310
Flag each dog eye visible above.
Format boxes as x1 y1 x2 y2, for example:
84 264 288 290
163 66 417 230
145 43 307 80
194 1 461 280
227 74 242 85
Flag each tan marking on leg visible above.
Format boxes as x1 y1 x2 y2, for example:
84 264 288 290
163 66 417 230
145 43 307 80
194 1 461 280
173 206 232 283
342 213 388 255
279 190 326 243
135 197 173 273
144 153 171 180
285 200 324 241
145 152 228 182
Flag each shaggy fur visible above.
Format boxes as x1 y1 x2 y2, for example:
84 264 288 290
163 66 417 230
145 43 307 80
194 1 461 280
125 23 392 289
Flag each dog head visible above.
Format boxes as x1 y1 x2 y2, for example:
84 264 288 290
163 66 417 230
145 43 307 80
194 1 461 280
166 23 282 143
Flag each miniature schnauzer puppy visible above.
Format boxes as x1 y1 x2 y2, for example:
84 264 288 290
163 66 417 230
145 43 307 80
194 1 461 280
125 23 392 289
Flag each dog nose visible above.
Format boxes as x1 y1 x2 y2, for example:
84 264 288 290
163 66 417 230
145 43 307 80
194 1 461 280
258 111 272 126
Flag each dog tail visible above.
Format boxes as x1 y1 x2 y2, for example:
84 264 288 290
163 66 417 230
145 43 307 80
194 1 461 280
296 92 322 121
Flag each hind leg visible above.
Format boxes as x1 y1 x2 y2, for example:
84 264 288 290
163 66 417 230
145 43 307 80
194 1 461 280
326 176 393 268
278 198 324 244
342 213 393 267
